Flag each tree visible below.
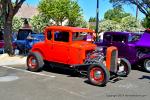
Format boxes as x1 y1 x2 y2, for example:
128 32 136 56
0 2 3 28
38 0 82 26
12 17 23 32
73 17 87 28
121 15 144 32
0 18 2 29
30 14 49 33
99 16 144 32
67 0 83 26
0 0 25 55
99 20 121 31
89 17 96 22
142 17 150 28
80 20 87 28
109 0 150 21
104 7 130 22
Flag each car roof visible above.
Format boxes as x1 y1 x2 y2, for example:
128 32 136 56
104 31 143 36
104 31 132 35
45 26 94 33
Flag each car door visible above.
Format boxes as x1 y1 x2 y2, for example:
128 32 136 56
51 31 70 64
45 30 53 61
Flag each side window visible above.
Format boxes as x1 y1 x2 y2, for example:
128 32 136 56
54 31 69 42
47 31 52 40
112 35 126 43
104 34 112 42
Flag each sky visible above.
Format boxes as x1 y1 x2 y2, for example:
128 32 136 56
25 0 145 21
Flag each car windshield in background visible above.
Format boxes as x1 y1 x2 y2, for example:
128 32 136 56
72 32 92 41
128 34 141 42
17 30 32 40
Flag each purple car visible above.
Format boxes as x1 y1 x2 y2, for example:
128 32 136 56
95 30 150 73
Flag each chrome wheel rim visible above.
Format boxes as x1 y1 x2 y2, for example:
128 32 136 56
94 71 102 79
28 56 37 69
145 60 150 71
118 65 125 72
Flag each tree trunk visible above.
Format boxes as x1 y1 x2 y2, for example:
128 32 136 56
1 0 25 56
3 19 14 56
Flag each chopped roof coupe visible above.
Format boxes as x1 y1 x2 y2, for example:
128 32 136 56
26 26 131 86
95 30 150 73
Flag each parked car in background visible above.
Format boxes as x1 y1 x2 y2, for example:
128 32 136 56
15 28 44 54
95 30 150 73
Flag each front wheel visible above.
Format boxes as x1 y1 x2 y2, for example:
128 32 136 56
87 64 110 86
143 59 150 73
27 52 44 72
117 58 131 77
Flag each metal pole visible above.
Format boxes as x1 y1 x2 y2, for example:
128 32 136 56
95 0 99 41
136 0 138 20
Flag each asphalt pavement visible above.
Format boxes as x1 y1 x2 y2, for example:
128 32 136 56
0 63 150 100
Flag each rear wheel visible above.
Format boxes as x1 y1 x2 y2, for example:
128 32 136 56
27 52 44 72
87 64 110 86
143 59 150 73
117 58 131 77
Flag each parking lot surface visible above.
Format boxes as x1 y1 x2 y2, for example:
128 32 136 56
0 63 150 100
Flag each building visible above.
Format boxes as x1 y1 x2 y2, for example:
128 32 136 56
15 4 38 19
15 4 38 28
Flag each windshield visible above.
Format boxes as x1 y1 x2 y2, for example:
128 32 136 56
17 29 32 40
72 32 93 41
128 34 141 42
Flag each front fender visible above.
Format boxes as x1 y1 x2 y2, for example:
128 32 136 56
138 54 150 62
31 48 45 60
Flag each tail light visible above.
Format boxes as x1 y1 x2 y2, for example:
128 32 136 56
106 46 118 73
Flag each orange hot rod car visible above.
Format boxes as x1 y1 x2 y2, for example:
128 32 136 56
26 26 131 86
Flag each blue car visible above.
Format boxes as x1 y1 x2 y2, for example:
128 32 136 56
15 29 44 54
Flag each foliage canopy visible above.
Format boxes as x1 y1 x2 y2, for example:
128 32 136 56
104 7 130 22
38 0 82 26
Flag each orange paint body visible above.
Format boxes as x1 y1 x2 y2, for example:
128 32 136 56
106 46 118 71
31 26 96 65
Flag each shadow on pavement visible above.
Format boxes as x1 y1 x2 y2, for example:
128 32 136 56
139 75 150 81
84 80 107 87
139 75 150 83
43 65 85 78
